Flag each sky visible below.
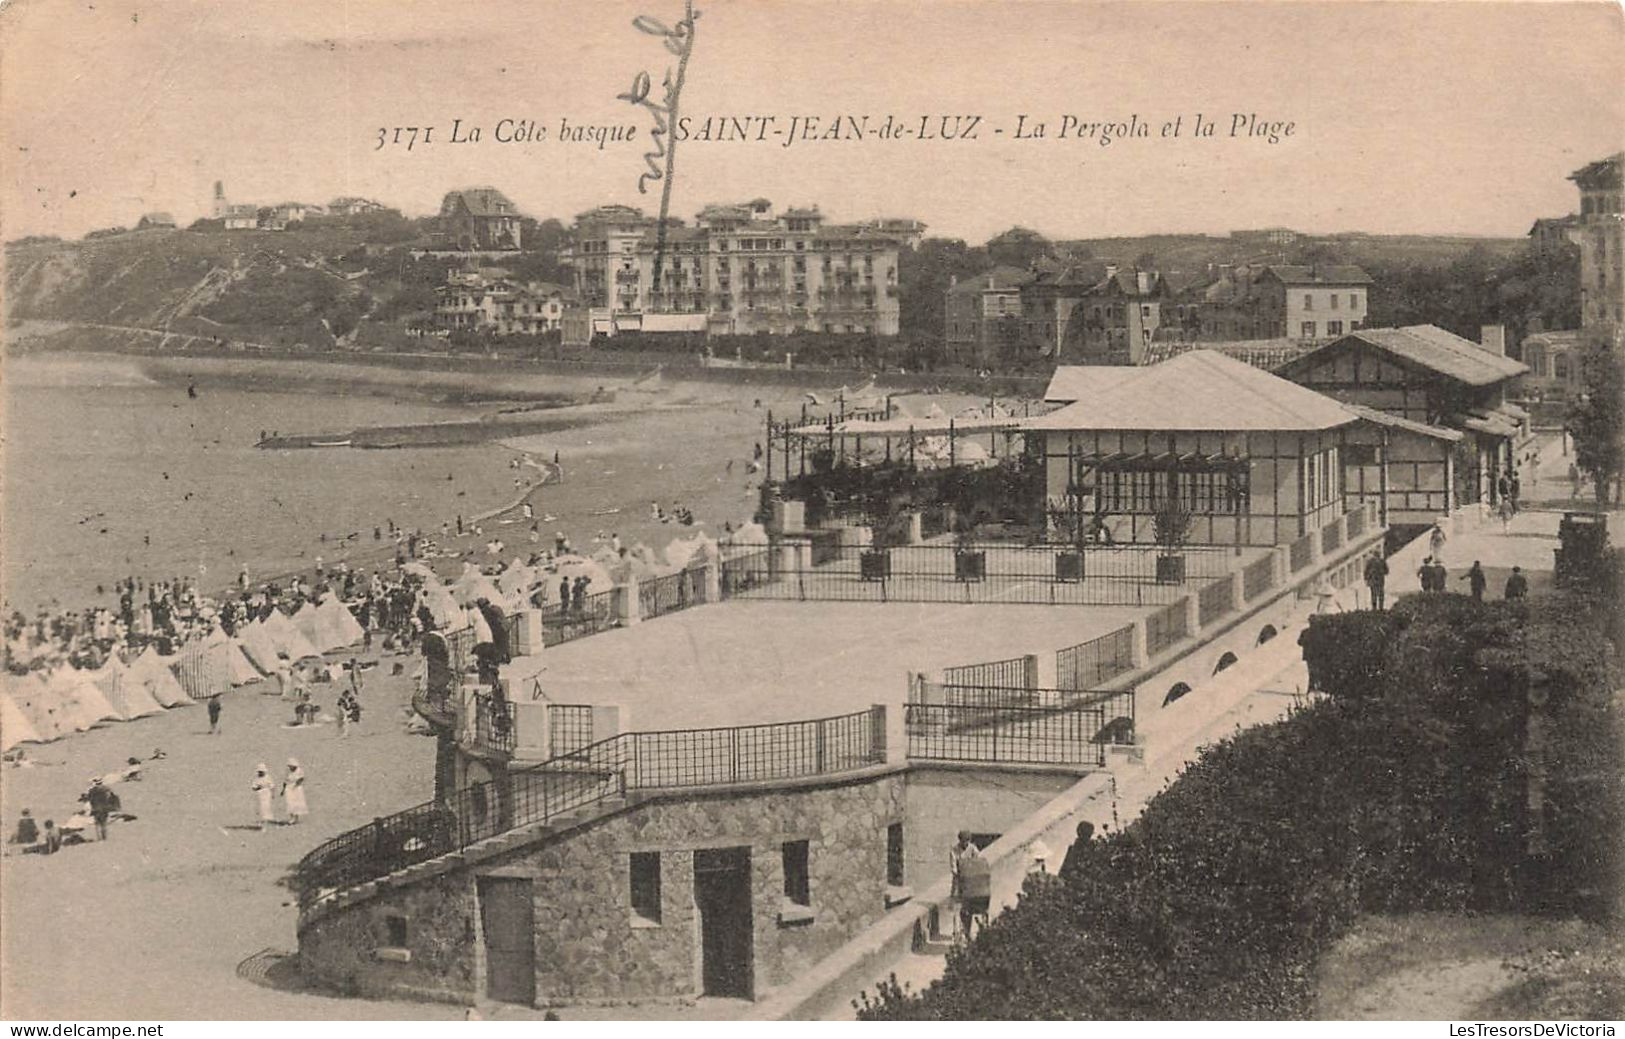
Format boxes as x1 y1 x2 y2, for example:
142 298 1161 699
1 0 1622 244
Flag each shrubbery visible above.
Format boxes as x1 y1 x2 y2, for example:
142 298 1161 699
858 591 1621 1019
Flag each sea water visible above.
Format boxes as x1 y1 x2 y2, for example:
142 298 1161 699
1 354 529 612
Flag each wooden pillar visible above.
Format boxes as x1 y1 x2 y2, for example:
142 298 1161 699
766 410 774 483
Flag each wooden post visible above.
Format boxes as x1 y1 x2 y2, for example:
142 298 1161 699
949 418 957 468
909 425 916 470
766 410 773 483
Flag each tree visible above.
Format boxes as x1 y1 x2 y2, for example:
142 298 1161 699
1567 333 1625 504
985 227 1050 269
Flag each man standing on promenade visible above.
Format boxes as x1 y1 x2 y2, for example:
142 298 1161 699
1363 551 1388 610
950 831 991 942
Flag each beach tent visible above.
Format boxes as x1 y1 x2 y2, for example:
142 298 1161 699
312 597 365 651
497 562 538 600
419 583 468 631
236 619 284 674
292 603 326 652
451 565 505 608
128 648 192 708
216 632 264 686
6 672 69 742
1 690 42 750
171 637 235 700
261 609 322 662
92 658 164 720
551 554 614 594
47 667 120 730
724 521 770 548
664 532 719 572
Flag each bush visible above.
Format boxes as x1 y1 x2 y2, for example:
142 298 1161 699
860 592 1622 1019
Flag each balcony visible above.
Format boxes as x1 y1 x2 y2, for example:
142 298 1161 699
470 692 517 757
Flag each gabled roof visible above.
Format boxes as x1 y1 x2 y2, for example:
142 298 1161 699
1263 264 1373 286
1341 403 1463 443
445 187 518 217
1029 351 1357 432
1043 364 1143 403
1299 325 1527 387
1568 153 1622 191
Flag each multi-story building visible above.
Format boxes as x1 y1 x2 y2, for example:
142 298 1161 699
1571 153 1623 339
328 197 388 217
945 267 1029 366
435 270 576 336
562 200 907 338
1165 264 1371 344
1012 258 1098 359
1060 267 1171 365
438 188 523 251
1527 215 1582 257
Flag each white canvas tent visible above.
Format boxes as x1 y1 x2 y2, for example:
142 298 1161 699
311 597 365 651
6 673 69 741
1 689 42 750
261 610 322 662
236 620 284 674
129 648 191 708
47 668 120 730
292 603 326 653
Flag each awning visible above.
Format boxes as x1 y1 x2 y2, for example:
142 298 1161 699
1456 412 1519 438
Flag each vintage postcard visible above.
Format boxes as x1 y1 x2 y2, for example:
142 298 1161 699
1 0 1622 1027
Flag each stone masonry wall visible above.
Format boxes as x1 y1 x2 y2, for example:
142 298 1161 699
298 870 478 1004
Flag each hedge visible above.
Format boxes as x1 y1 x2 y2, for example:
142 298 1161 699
857 591 1622 1019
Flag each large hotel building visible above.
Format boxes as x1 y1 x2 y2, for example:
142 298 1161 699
561 199 912 338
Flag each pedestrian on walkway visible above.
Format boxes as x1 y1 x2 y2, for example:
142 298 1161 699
1429 521 1448 561
1569 463 1582 499
1504 566 1529 601
1498 496 1515 533
1460 560 1487 601
949 831 991 942
252 764 277 827
1510 472 1522 513
1363 551 1389 610
281 760 308 824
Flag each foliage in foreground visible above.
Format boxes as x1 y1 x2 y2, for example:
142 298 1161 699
858 591 1622 1020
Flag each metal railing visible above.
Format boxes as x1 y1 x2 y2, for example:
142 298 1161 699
1145 597 1189 656
904 701 1107 767
1197 575 1236 628
1321 517 1344 555
1242 554 1276 601
943 654 1031 690
809 529 844 566
540 588 618 647
719 547 774 598
547 704 596 759
1288 533 1315 573
720 542 1233 607
295 707 885 909
1056 624 1135 692
638 566 707 621
472 693 517 756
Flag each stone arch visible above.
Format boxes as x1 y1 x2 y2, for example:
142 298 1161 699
1162 681 1192 707
1257 624 1278 645
1213 651 1239 675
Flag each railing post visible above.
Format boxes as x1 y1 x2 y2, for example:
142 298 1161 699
618 574 642 627
815 717 827 773
1272 544 1290 588
1228 569 1244 616
1183 592 1200 639
1130 617 1150 668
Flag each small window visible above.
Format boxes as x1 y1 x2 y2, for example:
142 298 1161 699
886 823 905 886
630 851 661 923
385 914 408 947
1301 321 1317 339
1327 320 1343 336
1304 294 1314 310
782 839 811 906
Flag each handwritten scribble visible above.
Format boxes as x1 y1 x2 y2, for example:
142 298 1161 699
618 0 699 294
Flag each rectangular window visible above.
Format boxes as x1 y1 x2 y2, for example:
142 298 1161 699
1304 294 1314 310
886 824 905 886
1301 321 1317 339
630 851 661 922
1330 294 1339 310
1326 320 1343 336
384 914 408 948
782 840 811 906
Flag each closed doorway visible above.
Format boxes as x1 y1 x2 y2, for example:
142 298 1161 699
693 846 754 999
478 876 536 1005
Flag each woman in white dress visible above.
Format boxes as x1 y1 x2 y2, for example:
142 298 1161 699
251 764 276 828
281 760 308 824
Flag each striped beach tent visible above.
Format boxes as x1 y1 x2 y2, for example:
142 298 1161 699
171 637 234 700
92 657 164 720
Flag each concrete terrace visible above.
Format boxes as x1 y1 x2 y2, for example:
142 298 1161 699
532 599 1148 731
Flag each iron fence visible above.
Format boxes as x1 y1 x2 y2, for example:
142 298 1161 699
1197 575 1236 628
1145 597 1189 656
547 703 596 759
809 529 844 566
1288 533 1315 573
1322 517 1344 555
904 702 1106 767
919 504 953 540
943 654 1032 690
1056 624 1136 692
719 547 773 599
719 542 1233 607
639 566 708 621
1242 553 1276 601
540 588 618 647
295 707 884 909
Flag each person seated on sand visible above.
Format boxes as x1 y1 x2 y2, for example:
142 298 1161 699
119 758 143 783
36 820 61 855
149 748 166 761
11 809 39 846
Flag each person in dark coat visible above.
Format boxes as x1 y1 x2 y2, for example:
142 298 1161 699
86 778 118 841
11 809 39 846
1460 560 1487 601
1504 566 1529 600
1363 552 1389 610
1059 821 1095 882
206 695 222 735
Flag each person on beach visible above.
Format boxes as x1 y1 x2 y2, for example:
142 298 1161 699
11 809 39 847
207 695 222 735
281 760 308 824
336 687 357 737
252 764 277 827
1461 560 1487 601
39 820 61 855
1498 495 1515 533
86 777 118 841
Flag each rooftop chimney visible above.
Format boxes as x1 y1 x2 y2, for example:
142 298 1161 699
1137 270 1152 294
1480 325 1507 356
1104 263 1120 281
